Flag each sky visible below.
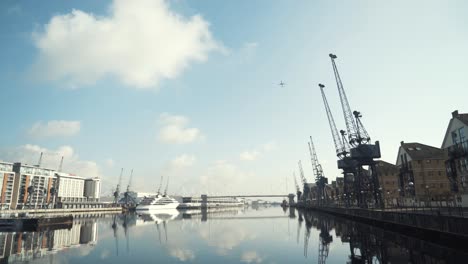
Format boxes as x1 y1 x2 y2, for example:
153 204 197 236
1 0 468 196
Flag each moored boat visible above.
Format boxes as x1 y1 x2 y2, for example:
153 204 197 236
136 195 179 211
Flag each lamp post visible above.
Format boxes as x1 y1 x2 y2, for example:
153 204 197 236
397 188 402 210
425 185 430 208
386 191 391 208
378 187 383 209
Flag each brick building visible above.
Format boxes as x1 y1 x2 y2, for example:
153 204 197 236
396 142 451 202
375 160 399 206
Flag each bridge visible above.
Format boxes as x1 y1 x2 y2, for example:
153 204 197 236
207 194 291 198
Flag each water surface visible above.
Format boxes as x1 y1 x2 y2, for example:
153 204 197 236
1 206 467 263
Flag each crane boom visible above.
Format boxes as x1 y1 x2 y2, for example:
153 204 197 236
117 168 123 193
127 169 133 192
329 54 359 146
37 152 43 167
308 137 325 181
319 84 349 157
293 172 300 192
298 160 307 185
58 156 64 172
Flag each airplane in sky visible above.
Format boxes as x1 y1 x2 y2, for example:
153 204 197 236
279 81 286 87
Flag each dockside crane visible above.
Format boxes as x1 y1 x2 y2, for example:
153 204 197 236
37 152 43 167
320 84 356 207
328 53 383 208
293 172 302 201
298 160 312 204
308 136 328 206
58 156 63 172
124 169 137 207
114 168 123 205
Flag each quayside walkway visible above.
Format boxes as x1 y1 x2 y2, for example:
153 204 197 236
0 206 122 215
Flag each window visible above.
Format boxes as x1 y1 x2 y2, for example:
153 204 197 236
438 171 442 176
452 131 459 145
417 160 421 164
426 160 431 164
408 147 414 151
428 171 433 176
459 127 465 143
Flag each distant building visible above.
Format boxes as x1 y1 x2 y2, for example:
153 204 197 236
55 172 86 202
375 160 399 205
396 142 451 202
0 161 16 209
11 163 57 209
442 110 468 194
84 177 101 201
0 161 103 209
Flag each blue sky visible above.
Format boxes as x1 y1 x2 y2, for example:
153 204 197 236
1 0 468 196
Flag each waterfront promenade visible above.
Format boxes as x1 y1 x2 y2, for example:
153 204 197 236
0 206 122 215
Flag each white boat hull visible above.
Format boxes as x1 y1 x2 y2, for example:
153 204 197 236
136 203 179 211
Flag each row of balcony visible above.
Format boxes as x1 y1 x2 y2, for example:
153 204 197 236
448 141 468 159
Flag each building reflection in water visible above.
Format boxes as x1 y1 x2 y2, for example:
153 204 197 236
0 218 98 263
19 207 465 263
299 209 468 264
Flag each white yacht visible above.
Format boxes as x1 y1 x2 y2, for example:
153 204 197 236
136 194 179 211
136 175 179 211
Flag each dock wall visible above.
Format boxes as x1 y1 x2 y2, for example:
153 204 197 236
307 206 468 248
0 207 122 215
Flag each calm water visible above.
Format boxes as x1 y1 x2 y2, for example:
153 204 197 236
1 206 468 263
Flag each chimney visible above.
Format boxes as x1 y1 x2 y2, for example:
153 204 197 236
452 110 459 118
400 141 404 146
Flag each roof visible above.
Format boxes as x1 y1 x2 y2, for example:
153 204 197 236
441 110 468 148
376 160 399 174
457 113 468 127
400 142 446 160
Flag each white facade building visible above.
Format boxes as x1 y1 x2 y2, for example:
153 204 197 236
84 178 101 201
56 173 85 200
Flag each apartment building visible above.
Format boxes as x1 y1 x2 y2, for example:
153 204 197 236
11 163 57 209
0 162 16 209
396 142 451 202
375 160 399 205
442 110 468 194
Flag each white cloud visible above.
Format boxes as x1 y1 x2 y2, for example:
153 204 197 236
158 113 202 144
171 154 196 168
262 141 278 152
199 224 256 255
168 248 195 262
199 160 255 195
32 0 222 89
28 120 81 138
239 151 260 161
1 144 101 178
239 141 277 162
105 158 115 168
241 251 263 263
